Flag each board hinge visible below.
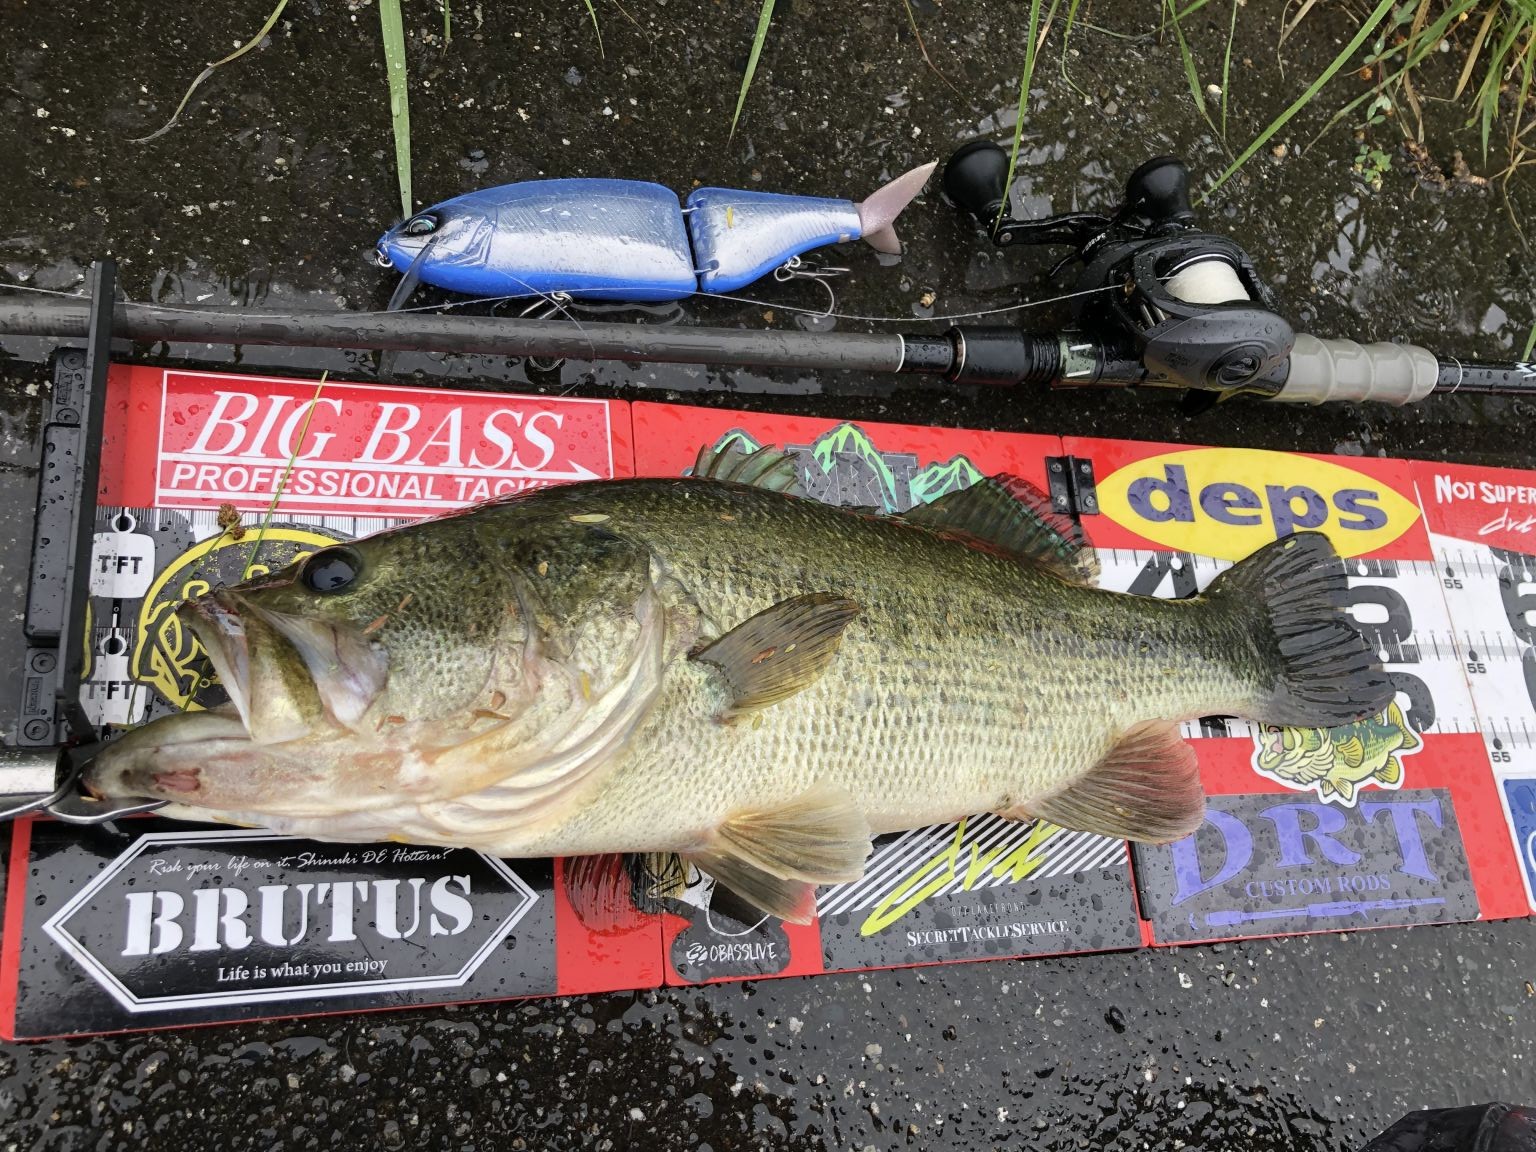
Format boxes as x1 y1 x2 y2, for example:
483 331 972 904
1045 455 1098 517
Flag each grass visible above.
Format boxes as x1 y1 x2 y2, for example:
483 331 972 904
997 0 1059 228
581 0 605 57
1524 322 1536 359
1270 0 1536 184
1204 0 1399 197
1164 0 1222 141
730 0 776 139
378 0 412 220
241 373 328 581
130 0 290 145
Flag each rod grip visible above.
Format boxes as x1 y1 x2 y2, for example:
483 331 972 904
1275 335 1438 405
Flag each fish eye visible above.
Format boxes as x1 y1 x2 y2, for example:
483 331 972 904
301 546 363 593
404 214 438 236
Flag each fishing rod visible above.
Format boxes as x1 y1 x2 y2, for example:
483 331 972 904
0 144 1531 411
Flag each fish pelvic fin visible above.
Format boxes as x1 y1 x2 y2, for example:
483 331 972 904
692 593 861 719
1011 720 1204 843
562 852 691 933
855 161 938 255
1207 532 1394 728
1376 755 1403 786
689 780 872 924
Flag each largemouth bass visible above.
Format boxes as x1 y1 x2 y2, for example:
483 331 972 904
85 445 1393 922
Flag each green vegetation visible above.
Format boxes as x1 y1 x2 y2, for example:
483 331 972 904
131 1 1532 231
999 0 1056 228
730 0 776 140
129 0 290 145
378 0 412 220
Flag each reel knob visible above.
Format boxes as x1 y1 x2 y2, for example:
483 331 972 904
942 140 1012 226
1123 157 1196 229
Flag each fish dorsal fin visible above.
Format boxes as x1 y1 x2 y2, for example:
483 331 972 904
692 441 805 496
692 593 861 719
899 475 1100 582
1007 721 1204 842
690 781 872 923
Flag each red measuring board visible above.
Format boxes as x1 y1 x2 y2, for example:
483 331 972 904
1 369 1530 1039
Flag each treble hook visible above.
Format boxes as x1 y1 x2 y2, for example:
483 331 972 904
773 255 848 318
520 292 575 372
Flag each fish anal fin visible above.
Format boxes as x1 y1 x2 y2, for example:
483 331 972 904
688 781 872 923
1377 756 1403 786
900 474 1100 582
1025 721 1204 842
693 593 860 717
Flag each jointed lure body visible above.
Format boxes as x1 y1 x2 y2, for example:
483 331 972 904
375 163 937 302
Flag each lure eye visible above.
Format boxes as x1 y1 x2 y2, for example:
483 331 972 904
403 214 438 236
301 546 363 594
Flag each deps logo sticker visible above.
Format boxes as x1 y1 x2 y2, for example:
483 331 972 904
1096 448 1419 559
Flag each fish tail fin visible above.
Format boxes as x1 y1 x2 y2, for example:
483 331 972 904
1206 532 1394 728
855 161 938 254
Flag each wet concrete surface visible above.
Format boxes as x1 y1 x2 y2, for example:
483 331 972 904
2 0 1535 1147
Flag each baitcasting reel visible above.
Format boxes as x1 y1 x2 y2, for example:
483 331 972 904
942 141 1296 403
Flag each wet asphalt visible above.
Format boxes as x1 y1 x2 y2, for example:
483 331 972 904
2 0 1535 1148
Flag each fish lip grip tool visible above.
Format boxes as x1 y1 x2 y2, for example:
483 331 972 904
374 163 939 304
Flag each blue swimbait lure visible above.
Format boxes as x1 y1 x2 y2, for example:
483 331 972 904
374 162 937 303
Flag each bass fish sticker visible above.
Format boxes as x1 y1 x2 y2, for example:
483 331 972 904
133 525 347 710
1096 448 1420 560
1251 701 1422 806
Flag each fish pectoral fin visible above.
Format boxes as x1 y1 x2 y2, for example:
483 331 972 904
692 593 861 717
1026 721 1205 843
898 475 1100 583
689 781 872 924
1334 735 1367 769
689 852 820 924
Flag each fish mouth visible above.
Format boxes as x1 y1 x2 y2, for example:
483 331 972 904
182 590 254 726
81 705 250 801
181 588 388 736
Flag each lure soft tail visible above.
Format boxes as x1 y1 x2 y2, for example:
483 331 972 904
856 161 939 255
